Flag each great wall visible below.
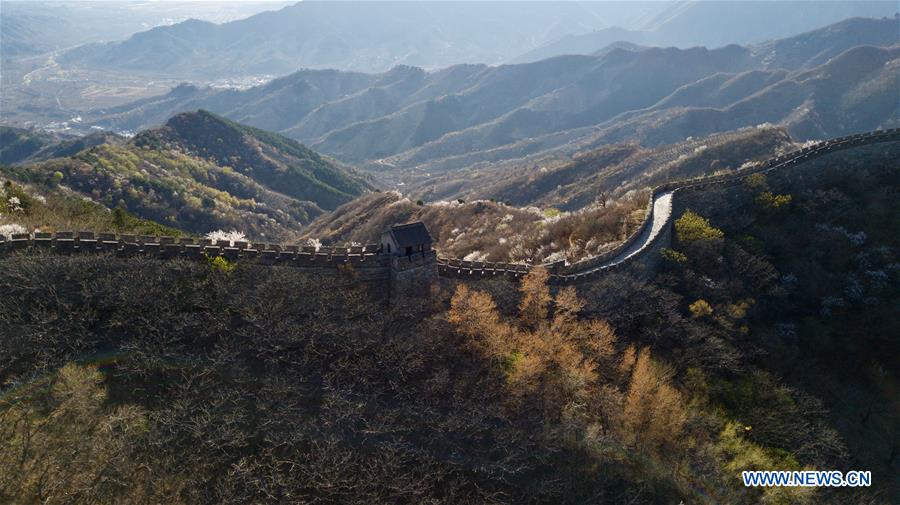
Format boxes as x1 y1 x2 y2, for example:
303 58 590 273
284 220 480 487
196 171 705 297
2 128 899 289
439 128 900 283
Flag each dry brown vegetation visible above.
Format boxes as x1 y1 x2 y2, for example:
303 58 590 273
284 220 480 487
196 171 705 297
449 268 692 482
303 126 795 265
303 190 650 264
411 125 795 209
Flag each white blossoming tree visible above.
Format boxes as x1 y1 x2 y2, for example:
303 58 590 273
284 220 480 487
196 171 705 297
205 230 246 246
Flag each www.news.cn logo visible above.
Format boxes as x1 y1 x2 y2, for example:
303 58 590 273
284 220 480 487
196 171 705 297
742 470 871 487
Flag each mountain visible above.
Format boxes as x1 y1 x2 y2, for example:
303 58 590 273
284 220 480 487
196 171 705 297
749 16 900 70
0 170 184 238
641 0 898 48
87 44 758 159
299 186 656 266
300 126 799 266
54 1 898 77
660 141 900 500
416 126 796 210
5 112 370 240
511 28 655 64
1 127 66 166
58 2 626 76
0 127 122 166
0 1 293 59
89 67 428 139
355 45 753 164
4 142 899 505
512 3 900 63
581 45 900 146
142 110 370 210
81 16 898 181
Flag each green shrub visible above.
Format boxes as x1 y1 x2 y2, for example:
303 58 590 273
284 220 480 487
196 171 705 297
660 247 687 264
756 191 792 210
206 255 235 274
675 210 724 242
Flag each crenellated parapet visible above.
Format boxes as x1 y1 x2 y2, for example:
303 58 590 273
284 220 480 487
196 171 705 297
436 128 900 284
391 250 438 271
3 129 899 289
0 231 388 269
437 258 530 281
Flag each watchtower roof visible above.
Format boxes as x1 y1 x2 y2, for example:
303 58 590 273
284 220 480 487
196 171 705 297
387 222 432 247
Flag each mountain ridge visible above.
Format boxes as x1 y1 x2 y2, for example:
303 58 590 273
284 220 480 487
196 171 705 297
81 16 899 179
4 111 371 240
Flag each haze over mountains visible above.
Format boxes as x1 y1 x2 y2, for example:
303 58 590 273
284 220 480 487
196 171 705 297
2 1 898 200
53 1 899 76
83 16 899 182
0 1 292 59
57 2 619 77
513 0 899 63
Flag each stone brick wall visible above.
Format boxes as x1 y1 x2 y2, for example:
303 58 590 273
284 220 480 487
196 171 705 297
3 129 898 291
436 128 900 285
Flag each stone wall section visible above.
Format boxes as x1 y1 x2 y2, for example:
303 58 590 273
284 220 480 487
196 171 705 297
3 129 899 290
437 128 900 284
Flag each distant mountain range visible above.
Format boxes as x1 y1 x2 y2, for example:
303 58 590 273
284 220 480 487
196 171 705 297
0 1 291 59
5 111 370 239
57 2 621 76
53 1 898 76
513 2 899 63
84 17 900 178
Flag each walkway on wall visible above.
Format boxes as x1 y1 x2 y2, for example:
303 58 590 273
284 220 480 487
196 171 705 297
437 128 900 284
603 191 673 269
3 129 899 286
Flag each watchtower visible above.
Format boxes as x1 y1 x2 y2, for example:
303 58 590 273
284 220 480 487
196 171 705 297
381 222 437 303
381 221 432 257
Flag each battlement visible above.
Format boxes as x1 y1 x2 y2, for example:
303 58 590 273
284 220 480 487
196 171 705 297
0 232 389 268
391 250 438 270
2 129 898 289
436 127 900 285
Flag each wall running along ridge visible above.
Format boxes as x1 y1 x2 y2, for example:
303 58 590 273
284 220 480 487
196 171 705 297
438 128 900 284
0 233 387 266
2 129 899 286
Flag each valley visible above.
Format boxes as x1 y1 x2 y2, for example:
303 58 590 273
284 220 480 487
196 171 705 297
3 130 899 504
1 2 899 504
31 15 891 196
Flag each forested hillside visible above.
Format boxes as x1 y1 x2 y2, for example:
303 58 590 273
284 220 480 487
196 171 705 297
2 143 898 504
638 140 900 500
1 111 370 241
412 125 796 207
304 126 798 264
2 2 898 502
0 175 183 239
